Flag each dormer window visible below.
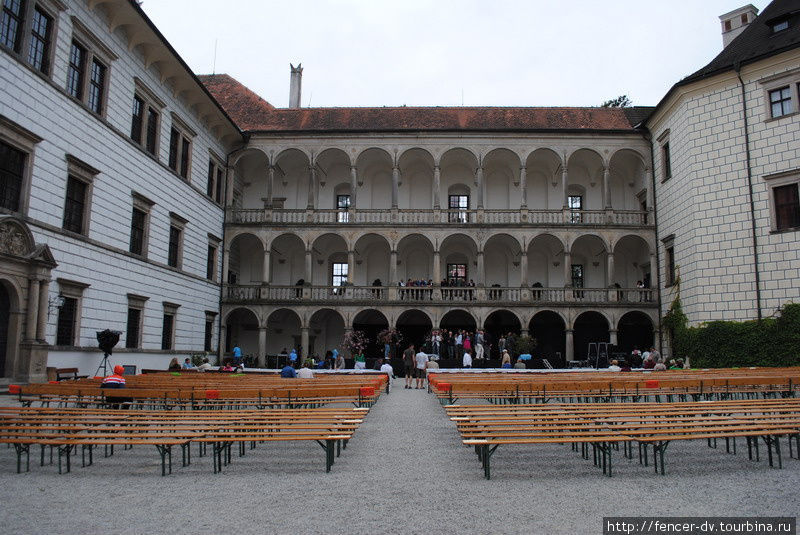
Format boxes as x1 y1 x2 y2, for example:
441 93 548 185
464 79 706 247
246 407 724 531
772 19 789 33
724 19 732 32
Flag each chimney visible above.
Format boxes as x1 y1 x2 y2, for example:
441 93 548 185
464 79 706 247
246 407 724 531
289 63 302 108
719 4 759 49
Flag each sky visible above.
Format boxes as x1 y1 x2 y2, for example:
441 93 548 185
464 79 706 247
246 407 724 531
140 0 769 109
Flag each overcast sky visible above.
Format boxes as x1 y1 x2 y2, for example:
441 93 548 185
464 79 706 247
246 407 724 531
141 0 768 108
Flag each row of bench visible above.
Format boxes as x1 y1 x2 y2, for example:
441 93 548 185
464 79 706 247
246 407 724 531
443 399 800 479
0 406 369 476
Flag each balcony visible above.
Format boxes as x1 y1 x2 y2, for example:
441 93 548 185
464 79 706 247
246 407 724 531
227 208 651 227
224 284 656 306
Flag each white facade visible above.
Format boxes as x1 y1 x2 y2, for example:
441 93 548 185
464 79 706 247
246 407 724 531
0 0 239 380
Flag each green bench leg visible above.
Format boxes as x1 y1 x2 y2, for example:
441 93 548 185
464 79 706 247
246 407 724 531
13 443 30 473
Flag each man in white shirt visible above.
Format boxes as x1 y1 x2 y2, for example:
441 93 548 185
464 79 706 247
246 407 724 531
463 350 472 369
297 360 314 378
379 358 394 391
414 350 429 389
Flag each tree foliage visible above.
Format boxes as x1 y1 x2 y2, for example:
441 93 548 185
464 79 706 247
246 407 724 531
601 95 632 108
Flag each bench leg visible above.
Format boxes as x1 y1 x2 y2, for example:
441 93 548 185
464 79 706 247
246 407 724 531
155 445 172 476
57 444 74 474
13 444 29 473
326 439 334 473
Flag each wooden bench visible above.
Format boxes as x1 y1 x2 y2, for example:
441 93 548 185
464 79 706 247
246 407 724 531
55 368 88 381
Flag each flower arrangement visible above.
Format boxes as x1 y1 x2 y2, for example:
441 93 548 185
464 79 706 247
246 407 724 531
342 329 368 356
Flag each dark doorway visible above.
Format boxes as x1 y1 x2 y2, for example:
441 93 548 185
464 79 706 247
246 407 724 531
484 310 521 359
0 284 8 377
440 309 476 332
617 311 654 354
352 309 388 367
573 311 610 360
529 311 566 366
396 309 432 354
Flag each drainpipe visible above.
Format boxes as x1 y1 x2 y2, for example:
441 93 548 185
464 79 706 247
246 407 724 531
645 132 664 355
735 62 763 321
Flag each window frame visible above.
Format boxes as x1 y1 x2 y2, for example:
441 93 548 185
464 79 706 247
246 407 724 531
759 70 800 123
662 234 676 287
764 170 800 233
448 194 470 223
204 311 216 352
130 78 164 157
207 233 220 282
0 0 62 77
54 277 89 347
167 113 195 181
129 191 154 258
125 293 148 349
66 17 116 118
161 302 179 351
0 115 42 216
768 86 793 119
61 154 98 237
206 152 224 203
331 261 348 288
336 194 350 223
446 263 467 284
167 212 187 270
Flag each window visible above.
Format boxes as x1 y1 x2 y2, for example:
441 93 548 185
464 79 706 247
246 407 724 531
207 234 220 281
55 278 89 347
161 302 179 351
167 115 195 180
724 19 731 32
124 294 147 349
769 87 793 118
167 213 186 269
331 262 348 288
66 40 85 99
571 264 584 288
772 19 789 33
129 79 163 156
1 0 24 52
666 246 676 286
740 14 748 25
131 95 144 144
0 140 25 212
206 156 224 203
336 194 350 222
0 116 41 215
662 142 672 180
774 184 800 230
61 155 98 236
448 194 469 223
65 20 116 116
568 195 582 223
447 263 467 285
27 6 51 74
129 192 153 257
204 312 216 352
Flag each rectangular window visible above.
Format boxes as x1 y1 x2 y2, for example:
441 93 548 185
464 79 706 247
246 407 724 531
662 142 672 180
129 207 146 255
145 108 158 155
0 140 25 212
568 195 582 223
666 246 676 286
27 6 51 74
168 121 193 180
168 128 179 171
167 225 181 268
204 317 214 352
66 40 86 100
447 263 467 284
161 312 174 350
0 0 24 51
769 86 793 118
331 262 348 288
774 183 800 230
55 296 77 346
62 175 87 234
205 158 224 203
772 20 789 33
215 167 223 203
571 264 584 288
179 137 190 178
337 194 350 222
87 58 106 114
130 95 144 144
448 194 469 223
206 160 215 197
125 307 141 349
206 243 217 280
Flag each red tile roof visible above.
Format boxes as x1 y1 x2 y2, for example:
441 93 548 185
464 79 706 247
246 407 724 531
199 74 647 133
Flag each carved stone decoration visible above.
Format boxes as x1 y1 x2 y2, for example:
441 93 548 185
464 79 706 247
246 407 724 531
0 221 31 257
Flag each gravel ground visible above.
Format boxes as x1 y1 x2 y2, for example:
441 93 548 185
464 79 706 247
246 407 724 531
0 387 798 535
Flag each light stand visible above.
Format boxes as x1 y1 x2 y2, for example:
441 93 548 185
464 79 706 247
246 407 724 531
95 329 121 377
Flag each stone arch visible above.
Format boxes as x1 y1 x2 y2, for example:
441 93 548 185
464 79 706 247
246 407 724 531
566 148 605 211
440 148 479 209
0 277 22 379
525 148 563 210
398 148 435 209
356 147 393 210
527 233 567 288
352 308 390 361
484 309 522 359
354 233 391 286
229 146 270 169
228 232 265 285
572 310 611 361
264 307 303 358
309 308 346 358
613 234 653 290
609 148 648 211
224 306 261 357
273 148 312 210
529 310 567 366
397 233 434 282
396 308 434 353
484 233 523 287
483 148 521 210
269 232 306 286
440 233 479 284
616 311 654 356
439 309 477 331
316 148 352 211
311 233 349 286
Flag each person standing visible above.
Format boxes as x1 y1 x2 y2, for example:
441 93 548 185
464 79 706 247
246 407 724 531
414 349 429 389
463 348 473 369
455 330 463 358
475 330 485 361
232 343 243 365
403 344 416 389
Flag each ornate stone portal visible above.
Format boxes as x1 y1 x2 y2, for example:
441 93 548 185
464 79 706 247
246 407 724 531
0 216 57 383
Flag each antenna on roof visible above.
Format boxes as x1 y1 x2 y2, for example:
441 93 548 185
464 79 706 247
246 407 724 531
461 88 464 106
308 92 312 107
212 38 218 74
